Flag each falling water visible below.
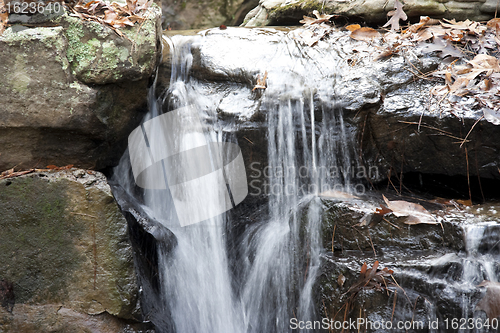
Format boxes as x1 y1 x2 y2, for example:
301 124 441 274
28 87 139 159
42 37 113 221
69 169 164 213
113 28 362 333
111 27 500 333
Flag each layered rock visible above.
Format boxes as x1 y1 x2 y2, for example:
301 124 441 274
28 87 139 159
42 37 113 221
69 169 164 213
0 5 162 172
160 27 500 188
0 169 152 332
242 0 496 27
160 0 259 29
316 198 499 331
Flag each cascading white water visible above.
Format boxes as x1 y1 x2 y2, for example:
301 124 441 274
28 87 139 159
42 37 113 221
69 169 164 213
112 27 500 333
112 27 361 333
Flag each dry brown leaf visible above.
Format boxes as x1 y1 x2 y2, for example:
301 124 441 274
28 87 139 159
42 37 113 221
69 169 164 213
71 0 150 32
443 29 464 42
455 199 472 206
383 0 407 31
375 204 392 216
468 54 500 74
0 0 8 35
449 77 469 93
404 16 430 34
299 10 334 25
337 274 346 287
483 108 500 125
419 37 463 58
252 71 267 91
476 281 500 319
415 28 433 42
346 261 396 296
350 27 381 41
104 9 134 27
292 27 331 47
487 18 500 34
439 18 486 35
345 24 361 32
382 195 438 225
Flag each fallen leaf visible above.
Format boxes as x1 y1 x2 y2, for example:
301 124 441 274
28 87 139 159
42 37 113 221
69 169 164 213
338 274 346 287
383 195 438 225
292 27 331 47
476 281 500 319
441 18 484 34
252 71 267 91
455 199 472 206
404 16 437 34
419 37 463 58
70 0 151 32
468 54 500 76
299 10 334 25
483 108 500 125
415 28 433 42
346 261 396 296
375 204 392 216
487 18 500 33
383 0 407 31
449 77 469 94
350 27 381 41
0 0 8 35
345 24 361 32
104 9 134 27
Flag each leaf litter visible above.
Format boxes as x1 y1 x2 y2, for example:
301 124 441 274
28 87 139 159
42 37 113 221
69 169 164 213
68 0 152 35
293 3 500 125
340 261 406 317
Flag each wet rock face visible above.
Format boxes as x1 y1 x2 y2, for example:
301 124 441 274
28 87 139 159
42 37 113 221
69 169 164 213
0 170 145 331
242 0 496 27
0 6 162 171
316 200 497 331
161 27 500 186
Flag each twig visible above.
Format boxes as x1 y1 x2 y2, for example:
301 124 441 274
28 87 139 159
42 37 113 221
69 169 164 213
460 115 483 148
382 217 401 229
332 225 336 253
465 146 472 203
391 290 397 322
399 121 469 142
367 231 377 257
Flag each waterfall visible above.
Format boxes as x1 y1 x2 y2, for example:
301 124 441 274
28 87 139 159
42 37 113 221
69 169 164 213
111 27 500 333
113 28 360 333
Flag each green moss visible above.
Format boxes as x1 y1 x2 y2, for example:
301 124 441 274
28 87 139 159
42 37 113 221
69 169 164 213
0 176 83 304
65 19 99 71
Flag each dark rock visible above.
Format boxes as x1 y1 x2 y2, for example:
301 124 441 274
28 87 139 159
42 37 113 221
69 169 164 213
0 169 143 331
0 280 15 314
160 0 258 30
109 182 177 332
242 0 494 27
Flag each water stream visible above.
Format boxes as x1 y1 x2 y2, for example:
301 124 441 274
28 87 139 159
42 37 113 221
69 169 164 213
112 27 500 333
